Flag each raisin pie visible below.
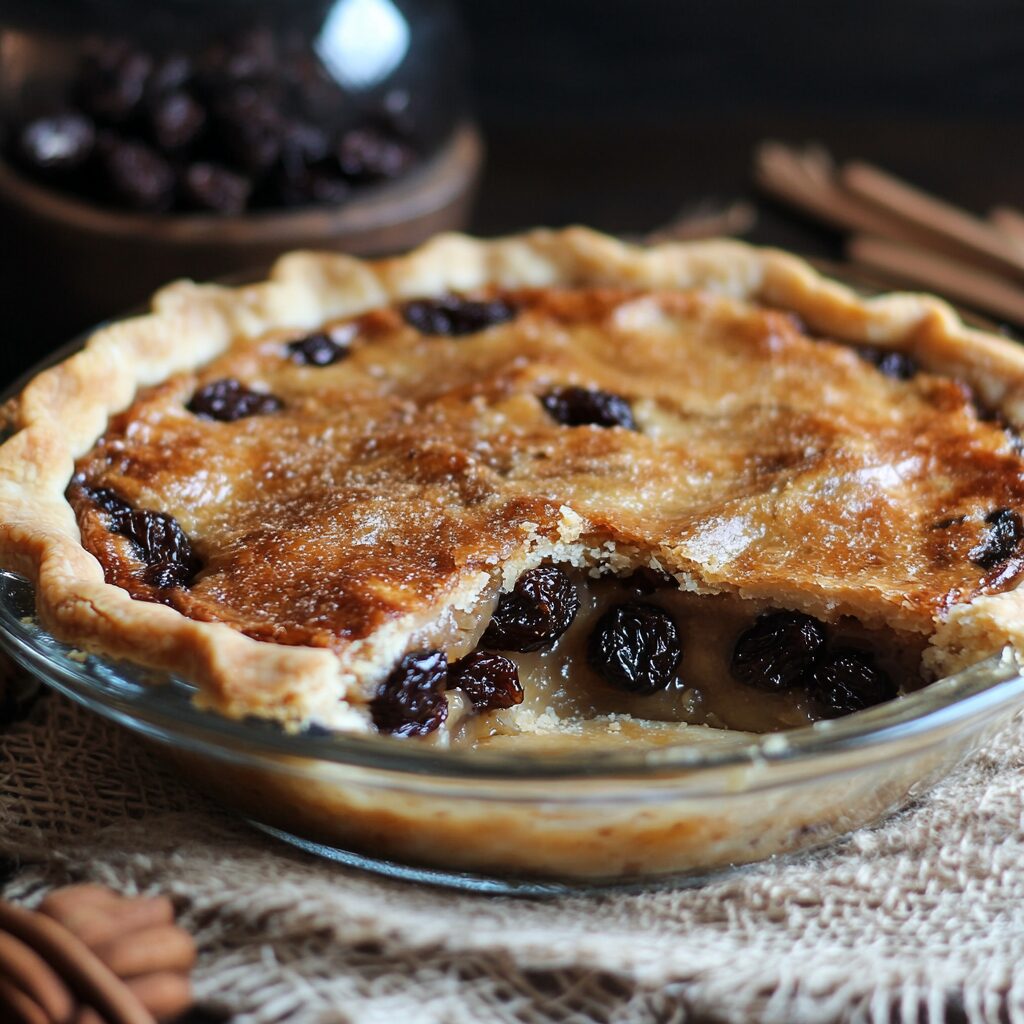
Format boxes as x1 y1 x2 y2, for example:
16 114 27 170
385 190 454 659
3 228 1024 747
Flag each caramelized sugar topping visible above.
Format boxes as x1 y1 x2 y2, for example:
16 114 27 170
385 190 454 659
68 287 1024 665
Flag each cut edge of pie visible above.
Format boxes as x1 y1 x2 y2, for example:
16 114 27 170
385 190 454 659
3 226 1024 733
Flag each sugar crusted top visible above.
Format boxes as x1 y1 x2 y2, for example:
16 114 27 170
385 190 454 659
68 284 1024 662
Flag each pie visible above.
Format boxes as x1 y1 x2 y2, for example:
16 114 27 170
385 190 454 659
3 227 1024 748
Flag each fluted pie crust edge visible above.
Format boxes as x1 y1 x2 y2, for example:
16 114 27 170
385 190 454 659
3 227 1024 730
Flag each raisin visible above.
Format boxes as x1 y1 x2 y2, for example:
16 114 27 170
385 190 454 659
587 601 682 695
98 135 176 212
215 87 284 172
77 42 153 124
809 650 896 718
88 495 200 589
540 386 637 430
183 163 251 214
481 566 580 652
112 509 198 577
287 329 351 366
187 379 283 421
337 127 415 182
273 122 344 207
149 52 193 95
731 611 826 692
370 649 449 737
148 91 206 152
17 114 96 174
280 121 332 169
221 28 279 82
447 651 523 712
969 508 1024 569
304 171 351 206
857 346 918 380
401 296 518 337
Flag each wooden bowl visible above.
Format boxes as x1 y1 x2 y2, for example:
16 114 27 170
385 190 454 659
0 120 482 328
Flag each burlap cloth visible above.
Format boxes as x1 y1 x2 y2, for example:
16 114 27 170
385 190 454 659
3 669 1024 1024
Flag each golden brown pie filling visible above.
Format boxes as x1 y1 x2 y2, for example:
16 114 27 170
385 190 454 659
65 286 1024 743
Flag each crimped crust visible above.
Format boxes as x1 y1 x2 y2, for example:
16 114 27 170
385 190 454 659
3 227 1024 730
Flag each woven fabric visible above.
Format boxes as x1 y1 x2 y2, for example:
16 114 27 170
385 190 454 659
2 671 1024 1024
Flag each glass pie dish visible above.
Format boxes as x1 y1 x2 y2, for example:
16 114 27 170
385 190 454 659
4 262 1024 895
1 563 1021 893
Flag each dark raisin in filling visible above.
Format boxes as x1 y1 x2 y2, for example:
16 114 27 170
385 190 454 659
112 511 198 586
86 487 200 588
447 651 524 712
587 601 682 695
481 566 580 652
540 386 637 430
187 378 284 421
855 346 918 380
808 650 896 718
287 328 352 367
370 649 449 738
401 296 518 337
969 508 1024 569
731 611 827 692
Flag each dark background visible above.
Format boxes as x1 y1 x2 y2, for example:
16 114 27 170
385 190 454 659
3 0 1024 382
457 0 1024 238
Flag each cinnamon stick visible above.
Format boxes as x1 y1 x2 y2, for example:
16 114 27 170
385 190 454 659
848 234 1024 325
842 161 1024 282
755 142 919 239
990 206 1024 244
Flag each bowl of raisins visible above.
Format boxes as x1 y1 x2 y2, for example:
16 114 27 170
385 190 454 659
0 0 480 327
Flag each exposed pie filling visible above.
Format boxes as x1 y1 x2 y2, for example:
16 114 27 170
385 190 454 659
65 287 1024 742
